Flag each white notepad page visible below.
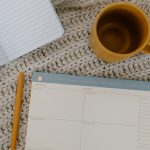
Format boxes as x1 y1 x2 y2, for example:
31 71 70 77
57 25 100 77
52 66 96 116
0 0 64 65
25 76 150 150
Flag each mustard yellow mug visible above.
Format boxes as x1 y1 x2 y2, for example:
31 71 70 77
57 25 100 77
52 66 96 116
91 2 150 62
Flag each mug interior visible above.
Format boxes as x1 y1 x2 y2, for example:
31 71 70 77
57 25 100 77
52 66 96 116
97 4 149 54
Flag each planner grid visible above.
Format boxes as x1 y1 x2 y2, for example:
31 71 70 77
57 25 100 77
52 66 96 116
25 73 150 150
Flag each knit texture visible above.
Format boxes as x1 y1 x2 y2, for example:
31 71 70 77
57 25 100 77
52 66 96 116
0 0 150 149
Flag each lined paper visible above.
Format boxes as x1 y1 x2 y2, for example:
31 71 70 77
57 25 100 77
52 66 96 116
0 0 64 62
0 47 8 65
25 82 150 150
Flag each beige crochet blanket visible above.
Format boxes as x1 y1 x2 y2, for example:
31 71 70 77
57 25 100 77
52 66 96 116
0 0 150 149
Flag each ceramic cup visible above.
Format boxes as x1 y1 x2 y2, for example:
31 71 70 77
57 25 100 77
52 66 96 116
91 2 150 62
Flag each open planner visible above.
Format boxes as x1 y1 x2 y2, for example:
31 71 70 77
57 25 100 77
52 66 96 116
0 0 64 66
25 72 150 150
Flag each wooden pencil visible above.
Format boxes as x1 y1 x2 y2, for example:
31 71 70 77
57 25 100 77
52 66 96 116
11 72 25 150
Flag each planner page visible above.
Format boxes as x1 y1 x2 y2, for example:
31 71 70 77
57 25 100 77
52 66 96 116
25 73 150 150
0 0 64 61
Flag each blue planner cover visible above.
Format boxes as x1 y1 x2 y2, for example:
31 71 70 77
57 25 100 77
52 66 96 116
32 72 150 91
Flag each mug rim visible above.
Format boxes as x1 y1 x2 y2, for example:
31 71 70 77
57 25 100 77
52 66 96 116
94 2 150 57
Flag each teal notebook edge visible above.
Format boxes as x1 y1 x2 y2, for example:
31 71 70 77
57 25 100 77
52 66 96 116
32 72 150 91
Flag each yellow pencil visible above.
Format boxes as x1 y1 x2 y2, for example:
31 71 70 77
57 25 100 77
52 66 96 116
11 72 25 150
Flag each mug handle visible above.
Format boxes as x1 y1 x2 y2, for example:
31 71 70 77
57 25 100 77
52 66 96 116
143 38 150 54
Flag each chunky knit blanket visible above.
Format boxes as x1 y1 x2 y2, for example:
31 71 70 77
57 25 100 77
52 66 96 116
1 0 150 149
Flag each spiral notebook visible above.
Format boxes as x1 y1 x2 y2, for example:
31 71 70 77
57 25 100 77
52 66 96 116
25 72 150 150
0 0 64 66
